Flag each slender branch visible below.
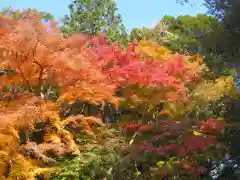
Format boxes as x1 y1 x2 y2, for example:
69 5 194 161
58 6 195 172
31 36 45 94
15 52 33 92
33 60 44 86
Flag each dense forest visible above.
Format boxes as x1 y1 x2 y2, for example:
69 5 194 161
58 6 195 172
0 0 239 179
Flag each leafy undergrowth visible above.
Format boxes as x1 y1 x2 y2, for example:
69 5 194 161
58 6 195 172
118 119 227 179
52 129 124 180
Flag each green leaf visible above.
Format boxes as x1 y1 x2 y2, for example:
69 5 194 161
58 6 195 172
156 161 165 168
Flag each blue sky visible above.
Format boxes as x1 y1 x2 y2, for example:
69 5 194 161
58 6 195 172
0 0 207 32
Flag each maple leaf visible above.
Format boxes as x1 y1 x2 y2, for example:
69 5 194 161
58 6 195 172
62 115 105 137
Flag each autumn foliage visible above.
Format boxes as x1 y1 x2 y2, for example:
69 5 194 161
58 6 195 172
0 10 234 179
0 11 118 179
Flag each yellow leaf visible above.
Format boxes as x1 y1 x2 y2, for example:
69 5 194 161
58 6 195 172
193 130 204 136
